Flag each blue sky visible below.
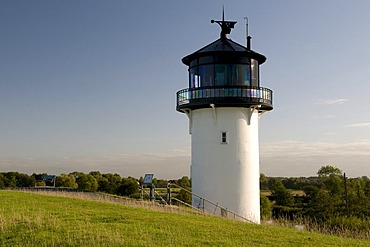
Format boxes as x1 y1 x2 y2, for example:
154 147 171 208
1 0 370 178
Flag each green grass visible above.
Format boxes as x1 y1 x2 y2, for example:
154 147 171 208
0 191 368 246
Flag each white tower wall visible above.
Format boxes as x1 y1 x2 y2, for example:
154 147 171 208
191 107 261 223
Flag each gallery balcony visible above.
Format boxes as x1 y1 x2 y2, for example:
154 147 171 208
176 86 273 112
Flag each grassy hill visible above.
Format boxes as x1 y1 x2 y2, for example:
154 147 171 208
0 190 367 246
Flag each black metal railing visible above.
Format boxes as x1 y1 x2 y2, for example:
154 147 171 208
169 183 254 223
176 86 273 110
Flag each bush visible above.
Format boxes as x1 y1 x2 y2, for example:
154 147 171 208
272 205 302 220
75 174 98 192
260 194 272 219
116 178 139 197
176 189 192 205
326 216 370 232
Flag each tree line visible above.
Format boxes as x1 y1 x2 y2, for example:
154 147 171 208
0 171 190 199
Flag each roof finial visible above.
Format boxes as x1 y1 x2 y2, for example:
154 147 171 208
211 7 237 40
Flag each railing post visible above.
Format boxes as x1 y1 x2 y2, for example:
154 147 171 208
150 184 155 202
221 208 227 218
140 184 143 200
166 182 171 205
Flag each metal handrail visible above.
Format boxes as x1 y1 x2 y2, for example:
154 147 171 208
170 197 203 213
154 190 168 204
170 183 254 223
176 85 273 106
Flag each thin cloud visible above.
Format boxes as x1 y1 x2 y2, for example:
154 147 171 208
260 140 370 177
347 122 370 128
0 149 191 179
324 132 336 135
313 115 335 119
261 140 370 157
314 99 349 105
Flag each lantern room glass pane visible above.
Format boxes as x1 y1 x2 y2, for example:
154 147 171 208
189 67 200 88
215 64 251 86
235 64 251 86
189 67 196 88
251 59 259 87
215 64 226 86
198 65 214 87
229 65 237 85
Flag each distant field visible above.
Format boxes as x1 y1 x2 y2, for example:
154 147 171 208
261 190 305 196
0 190 367 246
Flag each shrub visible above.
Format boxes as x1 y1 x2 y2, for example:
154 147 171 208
260 194 272 219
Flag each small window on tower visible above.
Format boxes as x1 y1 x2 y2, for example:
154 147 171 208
221 132 228 144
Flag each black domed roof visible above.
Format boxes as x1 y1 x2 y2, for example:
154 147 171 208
182 37 266 66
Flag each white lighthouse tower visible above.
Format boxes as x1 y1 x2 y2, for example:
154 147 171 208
176 14 273 224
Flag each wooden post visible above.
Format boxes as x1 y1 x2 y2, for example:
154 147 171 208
150 184 155 201
166 182 171 205
344 172 349 217
140 184 143 200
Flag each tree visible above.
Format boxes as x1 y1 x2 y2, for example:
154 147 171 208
116 177 139 197
56 174 78 188
342 177 370 218
270 180 294 207
260 173 269 190
317 166 344 196
316 165 344 197
0 174 5 188
176 176 192 205
70 171 84 179
177 176 191 188
156 179 168 185
100 173 122 194
303 165 347 220
282 177 310 190
1 172 34 187
364 180 370 198
74 173 98 192
138 176 144 184
176 189 192 205
260 194 272 219
89 171 102 178
16 173 35 187
4 175 16 188
303 186 337 220
317 165 342 178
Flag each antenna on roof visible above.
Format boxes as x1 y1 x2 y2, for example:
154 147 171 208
244 16 249 38
244 16 251 50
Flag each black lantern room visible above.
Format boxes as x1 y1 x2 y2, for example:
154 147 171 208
176 15 273 112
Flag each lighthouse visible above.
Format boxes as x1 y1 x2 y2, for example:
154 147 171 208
176 13 273 224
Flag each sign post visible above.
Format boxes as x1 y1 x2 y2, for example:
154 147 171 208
142 174 155 201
